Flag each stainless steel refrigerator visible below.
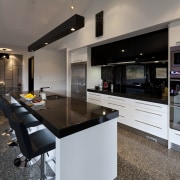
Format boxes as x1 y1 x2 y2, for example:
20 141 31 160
71 62 86 101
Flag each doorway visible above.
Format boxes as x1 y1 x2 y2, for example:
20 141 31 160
28 56 34 92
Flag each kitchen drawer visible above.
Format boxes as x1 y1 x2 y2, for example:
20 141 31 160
87 97 103 106
134 100 167 113
133 108 168 127
118 114 135 127
107 95 126 104
133 119 168 139
107 100 126 111
87 93 102 106
106 95 133 112
169 128 180 146
87 92 106 106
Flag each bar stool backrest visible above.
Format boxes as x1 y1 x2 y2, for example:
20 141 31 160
3 99 15 129
11 113 33 160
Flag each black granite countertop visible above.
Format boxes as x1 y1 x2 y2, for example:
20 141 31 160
87 89 168 105
11 91 119 138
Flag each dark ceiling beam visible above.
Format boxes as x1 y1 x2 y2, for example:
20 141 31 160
28 14 85 52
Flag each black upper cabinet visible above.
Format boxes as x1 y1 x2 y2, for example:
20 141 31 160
91 28 168 66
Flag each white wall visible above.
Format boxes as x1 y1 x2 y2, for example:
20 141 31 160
5 0 180 94
55 0 180 51
59 0 180 92
34 49 66 95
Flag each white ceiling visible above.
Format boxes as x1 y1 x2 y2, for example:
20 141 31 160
0 0 92 51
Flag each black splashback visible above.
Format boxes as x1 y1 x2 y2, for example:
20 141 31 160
101 62 168 97
101 66 113 83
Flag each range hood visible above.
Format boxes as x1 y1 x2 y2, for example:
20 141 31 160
28 14 85 52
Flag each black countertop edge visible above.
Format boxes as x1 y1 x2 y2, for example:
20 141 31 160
58 111 119 138
87 89 168 105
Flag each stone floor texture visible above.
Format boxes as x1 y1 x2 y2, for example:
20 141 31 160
1 111 180 180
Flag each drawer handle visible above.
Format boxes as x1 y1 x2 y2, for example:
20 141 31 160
89 94 101 97
108 97 124 101
171 105 180 108
136 102 161 108
108 103 125 107
175 133 180 136
89 98 101 102
135 109 162 116
135 120 162 129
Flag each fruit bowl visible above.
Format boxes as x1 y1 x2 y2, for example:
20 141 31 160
20 93 36 101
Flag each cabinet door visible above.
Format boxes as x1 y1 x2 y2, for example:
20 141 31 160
71 47 87 63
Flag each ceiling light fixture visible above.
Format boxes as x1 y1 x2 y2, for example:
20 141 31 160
71 27 76 31
28 14 84 52
0 53 9 59
0 48 12 52
70 0 75 10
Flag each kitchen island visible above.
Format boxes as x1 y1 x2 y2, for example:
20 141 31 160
10 91 119 180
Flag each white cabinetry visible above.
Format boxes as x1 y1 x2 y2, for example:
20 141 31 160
70 47 87 63
169 128 180 148
132 100 168 139
106 95 134 127
87 92 168 140
87 92 106 106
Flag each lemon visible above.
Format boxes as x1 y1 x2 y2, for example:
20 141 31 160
25 93 35 98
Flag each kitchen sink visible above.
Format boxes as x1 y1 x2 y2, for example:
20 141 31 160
46 95 65 100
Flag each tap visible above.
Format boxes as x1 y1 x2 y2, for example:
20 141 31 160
39 87 51 93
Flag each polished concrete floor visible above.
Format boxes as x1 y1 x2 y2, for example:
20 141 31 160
1 111 180 180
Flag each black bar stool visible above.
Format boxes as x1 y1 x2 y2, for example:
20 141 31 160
11 112 55 180
2 98 28 146
0 95 3 111
2 98 42 148
1 98 20 145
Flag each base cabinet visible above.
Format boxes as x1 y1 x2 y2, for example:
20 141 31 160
87 92 168 140
132 100 168 139
168 128 180 149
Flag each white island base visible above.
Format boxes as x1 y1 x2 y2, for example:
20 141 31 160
55 118 117 180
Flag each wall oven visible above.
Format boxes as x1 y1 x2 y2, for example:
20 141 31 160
170 93 180 131
170 45 180 78
170 45 180 130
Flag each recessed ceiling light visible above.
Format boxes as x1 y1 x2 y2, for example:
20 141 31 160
70 5 75 10
71 27 75 31
121 49 125 52
0 48 12 52
139 53 143 56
